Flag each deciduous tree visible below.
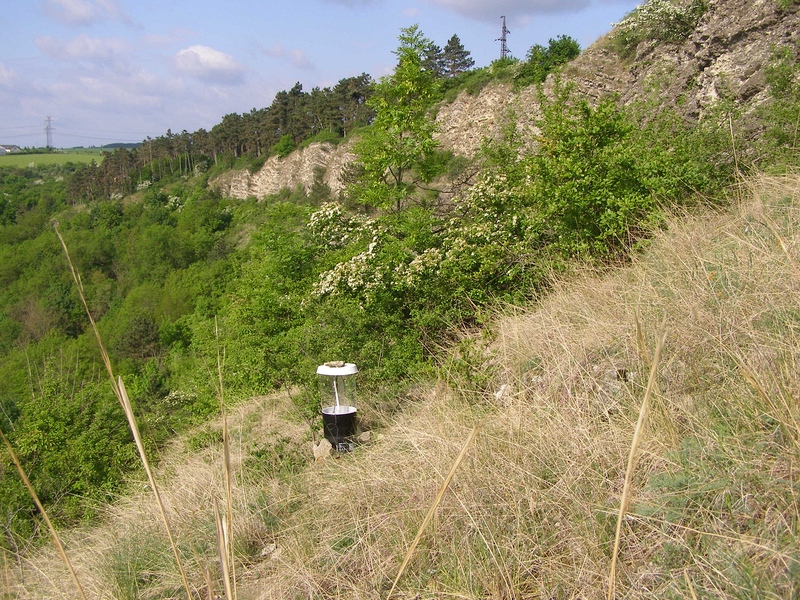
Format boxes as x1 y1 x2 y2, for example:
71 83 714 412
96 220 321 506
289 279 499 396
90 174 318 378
350 25 441 210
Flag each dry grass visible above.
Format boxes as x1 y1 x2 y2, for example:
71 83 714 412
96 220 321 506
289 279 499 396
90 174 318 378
0 428 87 600
7 174 800 598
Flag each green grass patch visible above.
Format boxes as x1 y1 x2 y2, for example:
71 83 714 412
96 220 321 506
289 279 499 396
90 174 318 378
0 152 102 167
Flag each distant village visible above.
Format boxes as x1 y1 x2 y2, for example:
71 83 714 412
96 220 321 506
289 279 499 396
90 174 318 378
0 145 23 155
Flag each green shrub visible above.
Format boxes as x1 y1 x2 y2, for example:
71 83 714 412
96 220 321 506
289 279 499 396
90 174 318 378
515 35 581 89
248 155 267 174
271 134 297 158
611 0 708 58
758 42 800 166
298 129 344 150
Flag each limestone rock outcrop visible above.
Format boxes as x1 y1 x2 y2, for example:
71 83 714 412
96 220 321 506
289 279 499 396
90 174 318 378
215 0 799 200
211 141 355 199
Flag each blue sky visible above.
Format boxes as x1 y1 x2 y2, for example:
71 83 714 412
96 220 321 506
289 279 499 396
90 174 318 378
0 0 641 148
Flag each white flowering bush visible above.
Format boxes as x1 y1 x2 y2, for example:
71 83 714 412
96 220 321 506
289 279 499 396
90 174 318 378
312 236 386 299
442 177 517 264
307 202 370 249
612 0 707 57
311 167 535 320
310 201 450 305
432 169 536 307
163 389 197 408
167 195 183 211
136 180 152 191
193 160 208 176
393 247 442 288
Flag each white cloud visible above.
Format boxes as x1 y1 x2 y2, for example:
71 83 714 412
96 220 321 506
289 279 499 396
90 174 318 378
0 63 18 88
264 44 314 69
289 49 313 69
51 76 160 109
42 0 126 26
424 0 591 20
143 29 195 48
265 43 286 59
35 34 127 62
174 45 245 84
263 42 314 69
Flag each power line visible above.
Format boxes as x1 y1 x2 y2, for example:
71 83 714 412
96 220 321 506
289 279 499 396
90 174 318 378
57 131 144 143
0 125 42 133
0 123 151 139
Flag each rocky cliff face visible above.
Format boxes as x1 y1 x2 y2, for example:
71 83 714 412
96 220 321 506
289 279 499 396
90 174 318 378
216 0 799 199
606 0 799 115
436 0 800 156
211 141 355 199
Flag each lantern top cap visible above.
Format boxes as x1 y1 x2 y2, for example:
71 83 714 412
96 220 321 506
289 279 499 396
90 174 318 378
316 362 358 376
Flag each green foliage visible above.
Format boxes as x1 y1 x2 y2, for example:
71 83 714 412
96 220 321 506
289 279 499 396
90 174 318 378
271 134 297 158
611 0 708 58
0 166 243 547
350 25 442 210
515 35 581 89
528 90 660 255
513 81 730 257
248 155 267 174
297 129 344 150
758 42 800 165
487 57 519 83
243 434 307 479
2 351 137 542
442 68 493 102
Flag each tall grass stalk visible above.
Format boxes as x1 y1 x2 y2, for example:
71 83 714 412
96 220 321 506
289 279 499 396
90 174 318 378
55 224 193 599
736 362 800 455
387 424 479 599
683 569 698 600
760 212 800 279
607 316 667 600
214 500 234 600
0 427 88 600
215 316 237 599
117 377 192 597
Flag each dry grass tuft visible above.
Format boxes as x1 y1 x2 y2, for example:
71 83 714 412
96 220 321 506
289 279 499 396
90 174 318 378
8 174 800 598
0 428 87 600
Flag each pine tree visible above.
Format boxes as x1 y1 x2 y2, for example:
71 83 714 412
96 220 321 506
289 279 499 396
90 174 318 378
423 41 445 78
442 34 474 77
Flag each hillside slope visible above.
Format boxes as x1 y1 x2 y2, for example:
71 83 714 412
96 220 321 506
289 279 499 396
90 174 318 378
10 174 800 598
218 0 799 197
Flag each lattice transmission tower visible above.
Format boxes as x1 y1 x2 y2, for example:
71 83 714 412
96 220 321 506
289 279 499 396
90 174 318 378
44 116 54 149
496 16 511 59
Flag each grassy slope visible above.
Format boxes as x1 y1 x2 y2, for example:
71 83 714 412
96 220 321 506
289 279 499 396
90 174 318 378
6 173 799 599
0 152 102 168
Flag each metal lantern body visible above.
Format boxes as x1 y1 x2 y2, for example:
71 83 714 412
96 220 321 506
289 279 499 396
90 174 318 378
317 362 358 452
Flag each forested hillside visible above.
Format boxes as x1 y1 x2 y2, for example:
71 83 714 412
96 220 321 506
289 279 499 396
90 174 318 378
1 0 799 588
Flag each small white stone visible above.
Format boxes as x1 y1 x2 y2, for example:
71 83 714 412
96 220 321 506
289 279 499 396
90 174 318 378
313 438 332 461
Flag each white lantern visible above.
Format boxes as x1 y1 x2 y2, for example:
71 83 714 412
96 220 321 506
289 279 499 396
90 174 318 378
317 362 358 451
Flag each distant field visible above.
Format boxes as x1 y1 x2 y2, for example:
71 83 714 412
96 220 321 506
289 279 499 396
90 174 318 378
0 151 103 168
